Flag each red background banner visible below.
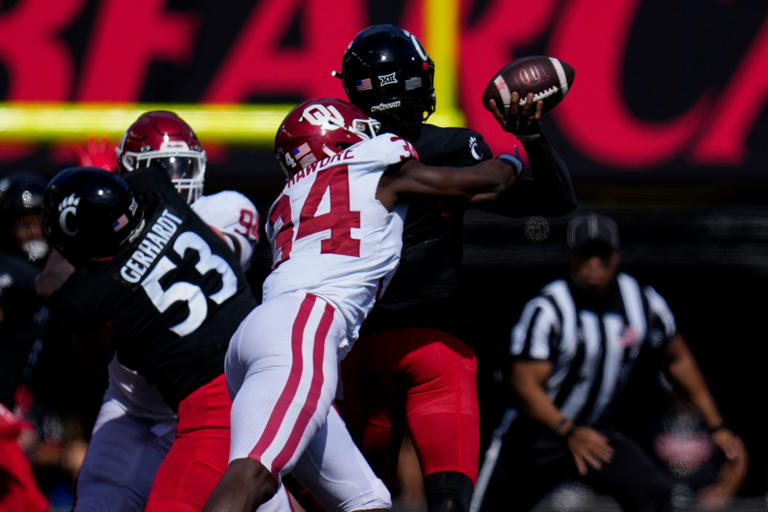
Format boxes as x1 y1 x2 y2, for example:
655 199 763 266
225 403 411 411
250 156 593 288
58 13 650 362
0 0 766 184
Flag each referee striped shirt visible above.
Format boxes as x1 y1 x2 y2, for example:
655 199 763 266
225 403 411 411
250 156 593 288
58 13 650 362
510 272 677 426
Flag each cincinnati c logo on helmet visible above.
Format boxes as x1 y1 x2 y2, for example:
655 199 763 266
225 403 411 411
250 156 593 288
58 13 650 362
57 194 80 236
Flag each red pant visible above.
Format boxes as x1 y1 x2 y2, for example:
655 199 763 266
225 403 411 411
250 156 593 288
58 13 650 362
0 438 49 512
145 374 231 512
341 328 479 486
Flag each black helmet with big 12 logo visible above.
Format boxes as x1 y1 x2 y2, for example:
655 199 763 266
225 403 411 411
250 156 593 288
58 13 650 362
42 167 145 265
338 24 435 139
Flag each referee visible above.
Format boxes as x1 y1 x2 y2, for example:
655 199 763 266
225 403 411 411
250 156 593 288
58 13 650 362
475 213 747 512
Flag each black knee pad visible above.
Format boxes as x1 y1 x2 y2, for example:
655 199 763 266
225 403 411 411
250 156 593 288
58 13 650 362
423 471 473 512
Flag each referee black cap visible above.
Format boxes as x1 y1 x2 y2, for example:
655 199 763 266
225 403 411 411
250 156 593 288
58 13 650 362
567 213 620 251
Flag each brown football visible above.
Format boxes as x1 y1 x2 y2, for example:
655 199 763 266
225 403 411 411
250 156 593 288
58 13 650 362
482 56 575 115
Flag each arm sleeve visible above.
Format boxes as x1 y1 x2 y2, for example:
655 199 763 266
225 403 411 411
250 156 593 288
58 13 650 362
436 129 494 166
480 133 576 217
510 296 560 361
192 191 260 271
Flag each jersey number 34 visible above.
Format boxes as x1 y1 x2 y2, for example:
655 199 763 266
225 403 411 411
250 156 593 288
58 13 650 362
269 166 361 268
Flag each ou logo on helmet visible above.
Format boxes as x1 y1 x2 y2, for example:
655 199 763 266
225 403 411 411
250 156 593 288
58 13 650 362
57 193 81 236
302 104 345 131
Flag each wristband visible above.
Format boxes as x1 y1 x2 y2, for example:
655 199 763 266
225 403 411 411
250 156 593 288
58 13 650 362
495 153 523 177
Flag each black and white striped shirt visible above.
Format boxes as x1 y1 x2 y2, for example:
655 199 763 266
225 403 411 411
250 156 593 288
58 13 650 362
509 272 676 426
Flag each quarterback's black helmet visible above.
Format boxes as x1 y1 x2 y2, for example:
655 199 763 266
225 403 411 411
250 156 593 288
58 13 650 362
42 167 144 265
339 24 435 137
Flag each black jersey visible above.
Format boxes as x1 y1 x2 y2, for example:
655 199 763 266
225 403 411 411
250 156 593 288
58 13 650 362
360 123 574 339
360 124 493 338
0 252 45 408
49 167 257 410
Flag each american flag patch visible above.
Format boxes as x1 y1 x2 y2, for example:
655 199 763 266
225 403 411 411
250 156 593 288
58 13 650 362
617 326 639 347
356 78 373 91
292 142 312 160
112 214 129 231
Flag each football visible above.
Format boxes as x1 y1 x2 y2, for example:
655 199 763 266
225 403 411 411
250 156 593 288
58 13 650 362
482 56 575 116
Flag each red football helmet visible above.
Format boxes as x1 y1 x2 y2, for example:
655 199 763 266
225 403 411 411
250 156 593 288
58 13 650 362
274 97 380 177
116 110 207 204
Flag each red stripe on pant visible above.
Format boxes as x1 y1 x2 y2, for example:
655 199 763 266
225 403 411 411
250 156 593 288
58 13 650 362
248 294 334 478
271 300 334 472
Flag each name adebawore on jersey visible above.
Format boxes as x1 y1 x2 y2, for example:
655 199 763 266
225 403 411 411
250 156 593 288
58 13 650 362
285 147 355 189
284 136 418 190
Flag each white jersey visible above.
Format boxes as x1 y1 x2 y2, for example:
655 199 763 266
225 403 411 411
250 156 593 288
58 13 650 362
263 133 415 348
105 191 260 420
192 190 260 271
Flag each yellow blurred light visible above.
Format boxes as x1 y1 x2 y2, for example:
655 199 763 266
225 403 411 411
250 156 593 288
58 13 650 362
0 102 465 145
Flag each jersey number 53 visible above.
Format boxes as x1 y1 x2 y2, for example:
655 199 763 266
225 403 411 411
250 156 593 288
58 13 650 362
141 231 238 336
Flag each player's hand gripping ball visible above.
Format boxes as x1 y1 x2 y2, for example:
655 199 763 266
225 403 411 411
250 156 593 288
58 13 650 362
482 56 574 134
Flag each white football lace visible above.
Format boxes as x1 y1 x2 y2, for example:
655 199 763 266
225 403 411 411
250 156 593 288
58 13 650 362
518 85 558 106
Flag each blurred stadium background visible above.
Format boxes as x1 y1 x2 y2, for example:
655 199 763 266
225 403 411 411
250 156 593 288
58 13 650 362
1 0 767 509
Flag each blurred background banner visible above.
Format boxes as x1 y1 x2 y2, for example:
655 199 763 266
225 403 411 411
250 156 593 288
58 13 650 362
2 0 767 503
0 0 765 186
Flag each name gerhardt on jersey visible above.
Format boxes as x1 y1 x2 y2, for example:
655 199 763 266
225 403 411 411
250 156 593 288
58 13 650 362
50 167 257 410
119 208 183 284
263 133 416 349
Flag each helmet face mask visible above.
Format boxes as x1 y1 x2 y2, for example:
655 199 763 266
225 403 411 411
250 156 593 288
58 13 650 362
274 98 380 178
0 171 50 263
340 24 436 137
14 214 48 263
349 118 381 140
116 111 207 204
42 167 145 266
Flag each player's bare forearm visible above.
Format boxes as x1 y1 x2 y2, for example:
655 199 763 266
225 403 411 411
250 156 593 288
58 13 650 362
386 158 517 207
465 159 519 203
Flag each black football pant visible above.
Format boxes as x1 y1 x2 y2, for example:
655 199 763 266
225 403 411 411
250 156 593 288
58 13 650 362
480 424 673 512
